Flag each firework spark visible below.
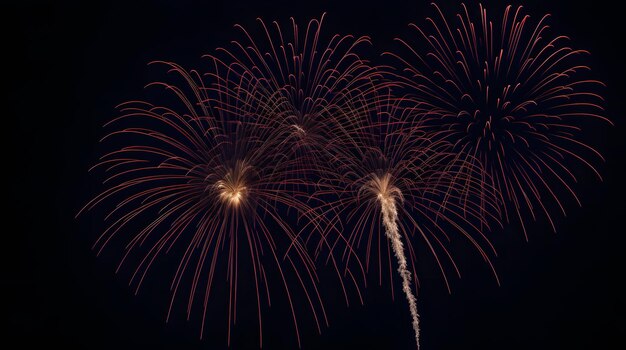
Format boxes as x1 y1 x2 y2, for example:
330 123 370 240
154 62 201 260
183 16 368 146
388 3 610 237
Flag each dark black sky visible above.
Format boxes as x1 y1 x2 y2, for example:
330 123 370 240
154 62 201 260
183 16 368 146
4 0 625 349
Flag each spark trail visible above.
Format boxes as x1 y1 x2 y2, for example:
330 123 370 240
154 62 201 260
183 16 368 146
369 173 420 349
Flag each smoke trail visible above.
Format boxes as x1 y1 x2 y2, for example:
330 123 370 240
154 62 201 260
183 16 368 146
379 194 420 349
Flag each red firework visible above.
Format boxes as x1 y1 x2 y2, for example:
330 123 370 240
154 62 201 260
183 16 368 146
387 3 610 237
311 91 501 348
78 61 328 347
205 13 382 174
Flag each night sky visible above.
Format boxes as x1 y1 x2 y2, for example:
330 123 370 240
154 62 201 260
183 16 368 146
5 0 625 349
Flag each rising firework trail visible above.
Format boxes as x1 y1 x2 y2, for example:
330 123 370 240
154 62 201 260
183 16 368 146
387 3 611 237
315 92 501 349
365 172 420 346
77 60 328 348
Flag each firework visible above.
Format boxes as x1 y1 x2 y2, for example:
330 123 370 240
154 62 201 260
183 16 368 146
314 92 501 349
205 13 382 174
387 3 610 237
78 61 327 347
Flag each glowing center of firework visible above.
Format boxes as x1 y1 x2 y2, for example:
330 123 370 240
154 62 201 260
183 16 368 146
217 181 247 206
291 124 306 136
215 162 252 207
365 173 403 204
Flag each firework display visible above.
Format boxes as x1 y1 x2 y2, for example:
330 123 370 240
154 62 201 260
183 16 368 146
79 5 608 349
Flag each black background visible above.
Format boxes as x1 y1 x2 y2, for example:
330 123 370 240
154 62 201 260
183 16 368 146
4 0 625 349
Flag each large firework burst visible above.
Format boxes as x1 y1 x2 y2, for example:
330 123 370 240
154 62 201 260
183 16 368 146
206 13 382 173
313 91 501 348
78 61 328 347
388 3 610 237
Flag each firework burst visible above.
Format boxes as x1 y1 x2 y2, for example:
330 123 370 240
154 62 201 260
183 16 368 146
388 3 610 237
205 13 382 174
314 92 501 348
78 61 328 347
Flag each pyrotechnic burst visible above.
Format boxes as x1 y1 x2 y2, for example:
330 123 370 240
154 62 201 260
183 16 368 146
388 3 610 237
78 61 328 347
313 92 501 349
205 13 382 174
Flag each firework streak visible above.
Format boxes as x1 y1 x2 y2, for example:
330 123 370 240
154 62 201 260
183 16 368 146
375 174 420 347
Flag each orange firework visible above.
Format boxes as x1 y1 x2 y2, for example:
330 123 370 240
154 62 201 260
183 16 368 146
78 60 329 347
